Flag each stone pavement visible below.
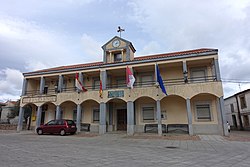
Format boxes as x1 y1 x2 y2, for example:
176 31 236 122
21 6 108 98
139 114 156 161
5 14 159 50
0 130 250 167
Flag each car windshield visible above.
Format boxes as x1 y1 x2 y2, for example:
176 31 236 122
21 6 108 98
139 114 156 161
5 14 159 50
66 120 75 125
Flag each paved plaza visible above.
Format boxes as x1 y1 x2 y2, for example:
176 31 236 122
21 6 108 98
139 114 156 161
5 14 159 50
0 131 250 167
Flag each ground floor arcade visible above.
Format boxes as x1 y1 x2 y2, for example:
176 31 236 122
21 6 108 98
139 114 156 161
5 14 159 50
17 93 228 136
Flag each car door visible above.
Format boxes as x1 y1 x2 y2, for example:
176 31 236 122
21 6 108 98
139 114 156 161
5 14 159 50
43 120 56 133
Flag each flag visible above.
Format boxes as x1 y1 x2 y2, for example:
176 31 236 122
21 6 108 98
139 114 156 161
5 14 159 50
75 73 87 92
156 64 167 95
99 80 103 98
126 66 135 89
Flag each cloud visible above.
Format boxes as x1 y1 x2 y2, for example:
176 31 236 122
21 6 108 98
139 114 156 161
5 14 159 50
0 16 80 71
80 34 103 62
128 0 250 97
0 68 23 101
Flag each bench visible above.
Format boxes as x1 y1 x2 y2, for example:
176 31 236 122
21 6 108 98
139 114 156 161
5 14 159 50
80 123 90 132
167 124 189 133
144 124 167 133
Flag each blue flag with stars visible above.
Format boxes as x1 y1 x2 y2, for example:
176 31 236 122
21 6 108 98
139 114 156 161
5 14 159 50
156 64 167 95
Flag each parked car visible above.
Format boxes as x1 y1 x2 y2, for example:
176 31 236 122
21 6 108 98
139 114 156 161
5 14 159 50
36 119 77 136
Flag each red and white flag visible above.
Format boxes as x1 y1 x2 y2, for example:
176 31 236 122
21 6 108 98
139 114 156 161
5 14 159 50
126 66 135 89
75 73 87 92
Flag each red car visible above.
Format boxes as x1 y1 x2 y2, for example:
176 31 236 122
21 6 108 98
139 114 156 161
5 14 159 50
36 119 77 136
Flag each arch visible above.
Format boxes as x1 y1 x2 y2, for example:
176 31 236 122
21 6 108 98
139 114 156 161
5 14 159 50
21 102 37 108
39 101 56 107
190 92 220 99
134 96 156 102
160 95 188 124
59 100 77 106
190 93 218 100
106 98 127 104
160 94 186 101
80 99 100 105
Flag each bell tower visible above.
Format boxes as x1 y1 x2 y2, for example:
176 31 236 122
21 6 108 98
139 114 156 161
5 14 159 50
101 36 136 63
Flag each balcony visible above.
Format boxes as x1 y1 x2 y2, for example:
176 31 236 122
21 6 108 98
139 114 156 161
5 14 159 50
21 75 222 104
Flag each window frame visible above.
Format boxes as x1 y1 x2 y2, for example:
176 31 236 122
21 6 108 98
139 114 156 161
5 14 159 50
190 67 207 83
114 52 122 62
141 104 155 122
239 95 247 109
194 101 212 121
140 73 154 87
92 108 100 123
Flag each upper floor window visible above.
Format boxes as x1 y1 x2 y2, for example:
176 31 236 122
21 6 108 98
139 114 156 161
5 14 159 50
230 104 234 113
195 103 211 121
240 95 247 109
116 78 126 88
141 74 154 86
190 67 207 83
93 78 100 90
114 52 122 62
43 86 48 94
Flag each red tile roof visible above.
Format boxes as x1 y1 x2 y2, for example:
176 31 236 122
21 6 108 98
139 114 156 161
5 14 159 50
24 48 217 75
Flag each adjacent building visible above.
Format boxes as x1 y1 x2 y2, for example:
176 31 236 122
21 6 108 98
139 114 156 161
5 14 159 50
17 36 228 136
224 89 250 130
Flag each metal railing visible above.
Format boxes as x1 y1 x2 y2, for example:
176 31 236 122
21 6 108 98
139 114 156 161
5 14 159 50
23 75 217 96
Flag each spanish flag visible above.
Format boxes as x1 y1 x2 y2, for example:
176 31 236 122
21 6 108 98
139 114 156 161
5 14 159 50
99 80 103 98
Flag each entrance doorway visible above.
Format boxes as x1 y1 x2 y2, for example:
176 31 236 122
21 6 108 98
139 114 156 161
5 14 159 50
232 115 237 128
117 109 127 131
243 115 249 127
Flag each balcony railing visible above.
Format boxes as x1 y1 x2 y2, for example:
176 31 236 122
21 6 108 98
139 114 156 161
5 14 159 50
23 75 217 96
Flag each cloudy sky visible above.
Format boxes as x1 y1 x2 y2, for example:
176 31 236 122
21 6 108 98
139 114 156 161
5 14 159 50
0 0 250 101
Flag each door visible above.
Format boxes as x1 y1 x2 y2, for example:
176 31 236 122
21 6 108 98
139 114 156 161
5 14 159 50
232 115 237 128
243 115 249 127
117 109 127 131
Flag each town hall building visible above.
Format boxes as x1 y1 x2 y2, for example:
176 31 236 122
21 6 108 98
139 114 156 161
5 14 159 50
17 36 228 136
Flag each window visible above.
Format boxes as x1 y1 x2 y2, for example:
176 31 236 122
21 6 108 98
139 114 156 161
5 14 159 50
230 104 234 113
43 86 48 94
196 103 211 121
93 109 100 122
142 106 155 121
116 78 126 88
47 120 56 125
141 74 153 86
240 95 247 109
93 78 100 90
190 67 207 83
114 53 122 62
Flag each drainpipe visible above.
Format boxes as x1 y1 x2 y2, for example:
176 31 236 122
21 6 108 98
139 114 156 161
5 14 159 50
235 95 243 130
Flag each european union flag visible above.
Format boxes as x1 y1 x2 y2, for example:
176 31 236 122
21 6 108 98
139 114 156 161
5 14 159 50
156 64 167 95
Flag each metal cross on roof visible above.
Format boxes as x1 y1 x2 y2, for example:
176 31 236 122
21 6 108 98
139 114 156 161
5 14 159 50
117 26 125 37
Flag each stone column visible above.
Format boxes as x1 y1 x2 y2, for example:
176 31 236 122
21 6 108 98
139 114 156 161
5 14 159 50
100 70 107 89
127 101 135 135
56 105 61 120
76 104 82 133
182 61 188 83
109 102 113 131
214 58 221 81
219 96 229 136
21 78 27 96
156 100 162 136
35 106 42 131
99 102 106 134
186 98 194 135
17 107 24 132
58 75 63 93
39 77 45 94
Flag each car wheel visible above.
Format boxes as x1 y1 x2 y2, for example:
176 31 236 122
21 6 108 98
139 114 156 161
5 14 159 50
37 129 43 135
60 129 66 136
